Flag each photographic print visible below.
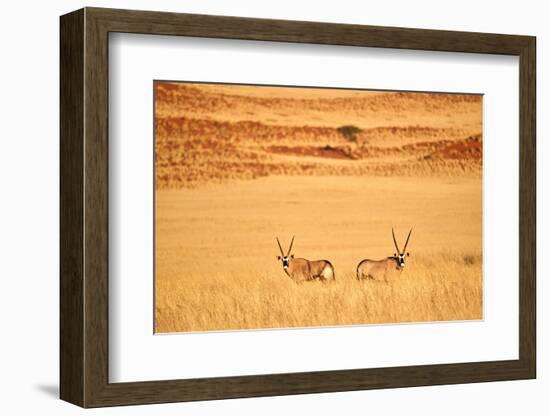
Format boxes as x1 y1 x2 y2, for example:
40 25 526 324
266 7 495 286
154 81 483 333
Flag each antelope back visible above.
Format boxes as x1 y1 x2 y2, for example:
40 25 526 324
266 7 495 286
357 257 400 282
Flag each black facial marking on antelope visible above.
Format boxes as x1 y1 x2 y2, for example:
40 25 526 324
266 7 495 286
276 236 335 283
356 228 412 282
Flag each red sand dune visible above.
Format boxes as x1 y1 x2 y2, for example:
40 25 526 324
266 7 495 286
154 82 483 188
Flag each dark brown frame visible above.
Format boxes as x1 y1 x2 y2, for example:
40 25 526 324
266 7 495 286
60 7 536 408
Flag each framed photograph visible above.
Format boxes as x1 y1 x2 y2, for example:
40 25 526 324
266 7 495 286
60 7 536 408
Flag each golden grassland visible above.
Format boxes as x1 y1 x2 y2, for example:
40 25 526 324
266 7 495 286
155 176 482 333
154 82 483 333
156 254 482 332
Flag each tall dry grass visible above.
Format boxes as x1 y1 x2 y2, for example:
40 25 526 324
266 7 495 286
155 250 482 333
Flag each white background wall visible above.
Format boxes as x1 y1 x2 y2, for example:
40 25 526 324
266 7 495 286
0 0 545 414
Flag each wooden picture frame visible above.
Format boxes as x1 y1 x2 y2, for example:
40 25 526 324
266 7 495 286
60 7 536 408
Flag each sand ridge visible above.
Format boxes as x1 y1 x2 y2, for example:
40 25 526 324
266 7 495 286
155 82 482 189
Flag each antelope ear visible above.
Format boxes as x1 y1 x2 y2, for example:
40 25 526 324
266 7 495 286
290 254 294 259
277 256 281 260
394 253 397 257
406 252 410 257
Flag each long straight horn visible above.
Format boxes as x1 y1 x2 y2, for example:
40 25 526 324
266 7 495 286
287 235 295 256
392 228 401 253
276 237 285 257
402 228 413 253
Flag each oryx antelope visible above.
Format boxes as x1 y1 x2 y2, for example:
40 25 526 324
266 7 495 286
276 236 335 283
356 228 413 282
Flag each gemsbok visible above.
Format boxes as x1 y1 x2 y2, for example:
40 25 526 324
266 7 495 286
276 236 335 283
356 228 413 282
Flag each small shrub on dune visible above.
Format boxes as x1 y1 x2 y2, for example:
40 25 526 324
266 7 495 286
337 125 362 142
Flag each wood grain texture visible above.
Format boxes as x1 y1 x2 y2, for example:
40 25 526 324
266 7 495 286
59 8 84 407
88 7 532 54
59 7 537 408
83 10 110 406
518 38 537 375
